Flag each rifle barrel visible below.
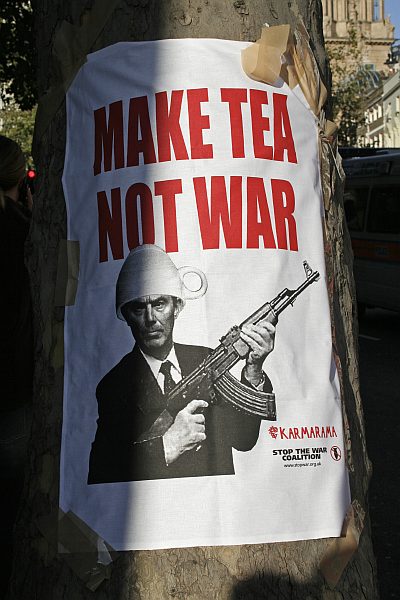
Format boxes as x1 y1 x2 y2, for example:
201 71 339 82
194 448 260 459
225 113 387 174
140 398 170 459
240 269 320 327
273 270 320 317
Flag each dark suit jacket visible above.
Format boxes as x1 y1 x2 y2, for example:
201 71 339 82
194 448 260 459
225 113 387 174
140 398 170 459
88 343 271 483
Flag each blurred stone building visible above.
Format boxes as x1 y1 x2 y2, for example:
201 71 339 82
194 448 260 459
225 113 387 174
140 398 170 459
322 0 394 73
323 1 399 147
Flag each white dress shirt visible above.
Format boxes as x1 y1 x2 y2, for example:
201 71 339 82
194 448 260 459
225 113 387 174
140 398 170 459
140 346 182 393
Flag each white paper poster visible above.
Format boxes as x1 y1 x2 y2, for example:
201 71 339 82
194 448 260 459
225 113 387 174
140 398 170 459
61 38 350 550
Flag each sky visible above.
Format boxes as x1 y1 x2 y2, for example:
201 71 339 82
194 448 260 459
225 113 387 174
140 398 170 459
385 0 400 40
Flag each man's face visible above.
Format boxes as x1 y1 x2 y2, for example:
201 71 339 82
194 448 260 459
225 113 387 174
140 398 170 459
121 295 180 358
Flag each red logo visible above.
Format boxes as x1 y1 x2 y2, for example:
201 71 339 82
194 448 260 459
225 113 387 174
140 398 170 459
330 446 342 461
268 426 279 439
266 425 338 440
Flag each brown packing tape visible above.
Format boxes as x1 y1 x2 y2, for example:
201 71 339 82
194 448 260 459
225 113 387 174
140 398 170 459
241 20 327 118
54 240 80 307
323 119 339 140
319 500 365 588
319 111 345 212
290 21 327 116
243 27 355 579
241 25 291 85
37 508 116 592
58 510 116 591
241 22 343 211
34 0 122 142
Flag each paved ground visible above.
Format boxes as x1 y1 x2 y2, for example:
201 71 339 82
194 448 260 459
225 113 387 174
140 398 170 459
358 308 400 600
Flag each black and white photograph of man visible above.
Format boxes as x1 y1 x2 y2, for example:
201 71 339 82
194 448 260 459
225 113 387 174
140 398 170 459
88 244 277 483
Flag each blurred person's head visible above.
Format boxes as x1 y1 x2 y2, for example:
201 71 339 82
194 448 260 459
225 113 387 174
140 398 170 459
0 135 26 210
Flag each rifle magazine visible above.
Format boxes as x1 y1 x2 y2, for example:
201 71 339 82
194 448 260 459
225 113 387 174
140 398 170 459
214 372 276 420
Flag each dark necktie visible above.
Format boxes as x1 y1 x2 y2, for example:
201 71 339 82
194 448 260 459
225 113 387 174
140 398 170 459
159 360 176 394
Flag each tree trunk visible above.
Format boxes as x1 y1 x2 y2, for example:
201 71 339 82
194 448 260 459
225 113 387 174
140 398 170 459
7 1 378 598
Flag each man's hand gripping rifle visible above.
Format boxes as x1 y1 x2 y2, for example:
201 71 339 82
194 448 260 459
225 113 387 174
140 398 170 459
162 262 320 432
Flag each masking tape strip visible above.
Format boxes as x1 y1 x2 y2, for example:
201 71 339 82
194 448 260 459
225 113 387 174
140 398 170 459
37 508 116 592
243 23 356 564
319 500 365 589
242 21 341 203
35 0 122 142
54 240 80 307
241 19 328 118
241 24 292 86
319 110 345 211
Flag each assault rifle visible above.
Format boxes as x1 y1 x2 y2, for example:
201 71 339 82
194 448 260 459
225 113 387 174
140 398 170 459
160 262 320 430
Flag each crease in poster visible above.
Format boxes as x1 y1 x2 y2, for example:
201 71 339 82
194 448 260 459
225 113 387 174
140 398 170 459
61 38 351 550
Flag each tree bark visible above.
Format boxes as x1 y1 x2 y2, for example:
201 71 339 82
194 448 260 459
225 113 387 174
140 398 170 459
7 1 378 598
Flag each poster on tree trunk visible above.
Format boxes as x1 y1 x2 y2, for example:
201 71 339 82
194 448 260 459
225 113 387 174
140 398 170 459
60 38 351 550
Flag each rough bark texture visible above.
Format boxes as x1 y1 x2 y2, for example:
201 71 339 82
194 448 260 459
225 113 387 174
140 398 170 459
7 1 378 598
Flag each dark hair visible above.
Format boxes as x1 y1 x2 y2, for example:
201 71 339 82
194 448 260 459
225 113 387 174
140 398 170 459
172 296 184 309
0 135 26 209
